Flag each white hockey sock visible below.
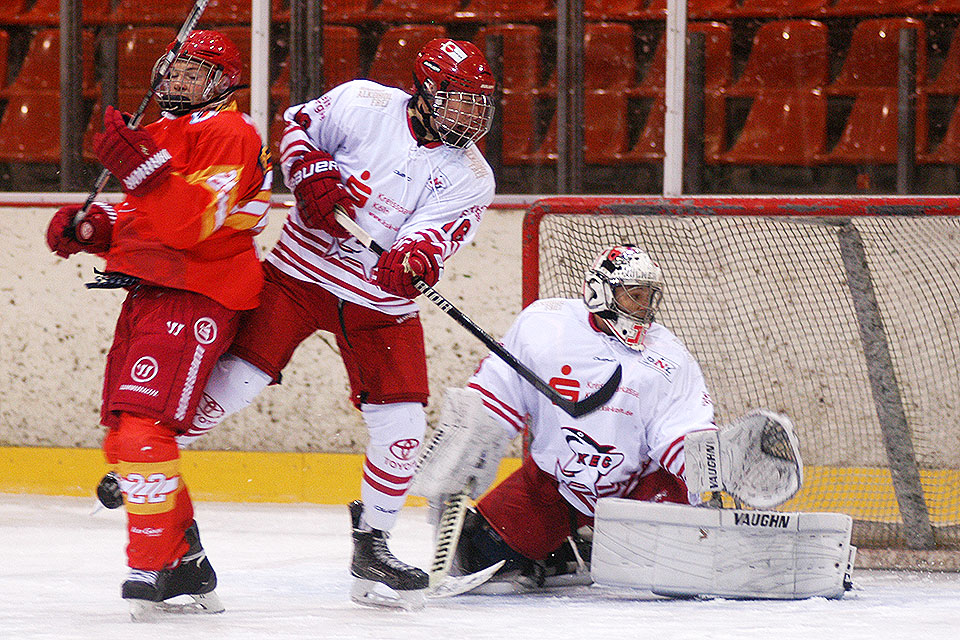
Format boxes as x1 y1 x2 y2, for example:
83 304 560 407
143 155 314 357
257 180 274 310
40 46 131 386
359 402 426 531
177 354 272 447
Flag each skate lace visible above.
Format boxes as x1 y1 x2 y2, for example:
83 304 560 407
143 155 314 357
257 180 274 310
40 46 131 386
127 569 160 585
370 532 417 572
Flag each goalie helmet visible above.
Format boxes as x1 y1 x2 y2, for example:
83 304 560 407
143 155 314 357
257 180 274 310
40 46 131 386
583 245 663 352
154 30 242 117
413 39 496 149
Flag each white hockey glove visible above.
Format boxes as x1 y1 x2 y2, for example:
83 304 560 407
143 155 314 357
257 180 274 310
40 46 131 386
684 409 803 509
409 388 512 507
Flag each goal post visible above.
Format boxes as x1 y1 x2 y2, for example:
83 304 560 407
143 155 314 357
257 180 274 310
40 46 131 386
522 196 960 562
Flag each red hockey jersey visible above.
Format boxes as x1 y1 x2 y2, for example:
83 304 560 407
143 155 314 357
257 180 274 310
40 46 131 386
105 103 272 310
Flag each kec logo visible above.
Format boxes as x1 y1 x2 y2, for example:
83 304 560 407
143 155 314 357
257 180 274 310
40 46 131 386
130 356 158 383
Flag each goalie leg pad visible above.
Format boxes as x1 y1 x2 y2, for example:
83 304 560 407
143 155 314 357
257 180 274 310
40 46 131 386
591 499 855 600
410 388 511 502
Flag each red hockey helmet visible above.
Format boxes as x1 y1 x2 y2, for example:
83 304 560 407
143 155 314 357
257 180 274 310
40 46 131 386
413 39 496 148
155 30 243 116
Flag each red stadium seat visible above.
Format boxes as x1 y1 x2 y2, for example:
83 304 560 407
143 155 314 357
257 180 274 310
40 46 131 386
826 18 926 94
719 21 829 166
927 25 960 95
719 92 827 165
823 0 922 16
366 24 447 91
8 0 111 25
0 1 29 23
820 18 926 165
112 0 195 25
0 92 64 163
2 29 98 97
519 91 631 166
452 0 555 22
473 24 544 92
585 0 642 20
728 0 827 18
369 0 458 22
116 27 177 91
620 95 667 162
201 0 253 23
636 22 732 97
272 0 371 23
0 30 8 92
584 22 637 91
823 90 905 164
727 21 829 95
918 98 960 163
271 25 362 105
641 0 734 20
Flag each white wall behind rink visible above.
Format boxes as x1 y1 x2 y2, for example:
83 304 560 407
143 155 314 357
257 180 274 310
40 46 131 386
0 206 524 453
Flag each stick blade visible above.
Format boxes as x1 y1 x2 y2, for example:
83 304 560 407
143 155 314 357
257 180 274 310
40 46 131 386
564 364 622 418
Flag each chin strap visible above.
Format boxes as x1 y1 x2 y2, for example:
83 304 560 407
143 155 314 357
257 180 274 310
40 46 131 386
407 94 441 146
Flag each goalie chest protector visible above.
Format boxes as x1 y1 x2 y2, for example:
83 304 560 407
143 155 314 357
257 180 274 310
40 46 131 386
591 499 855 600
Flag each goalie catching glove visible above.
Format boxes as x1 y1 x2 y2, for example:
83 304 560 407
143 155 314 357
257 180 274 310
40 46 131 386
93 106 172 196
288 150 355 238
46 203 115 258
684 409 803 509
410 388 511 505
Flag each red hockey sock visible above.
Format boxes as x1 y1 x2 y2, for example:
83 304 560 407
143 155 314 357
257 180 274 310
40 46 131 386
109 412 194 570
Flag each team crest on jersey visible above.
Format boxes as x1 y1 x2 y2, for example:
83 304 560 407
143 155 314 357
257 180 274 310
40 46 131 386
555 428 626 510
427 170 449 192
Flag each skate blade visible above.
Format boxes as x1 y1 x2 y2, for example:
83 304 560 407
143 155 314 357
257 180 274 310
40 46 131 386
158 590 225 615
127 591 224 621
350 578 426 611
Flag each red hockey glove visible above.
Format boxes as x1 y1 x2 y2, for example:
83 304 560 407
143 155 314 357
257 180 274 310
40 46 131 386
46 203 114 258
288 150 354 238
375 237 444 298
93 105 172 196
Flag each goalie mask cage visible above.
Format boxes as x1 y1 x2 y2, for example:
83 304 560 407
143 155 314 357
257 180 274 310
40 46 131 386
523 196 960 569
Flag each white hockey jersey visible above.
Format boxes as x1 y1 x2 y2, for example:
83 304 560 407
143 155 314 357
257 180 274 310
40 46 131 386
467 298 716 516
270 80 496 315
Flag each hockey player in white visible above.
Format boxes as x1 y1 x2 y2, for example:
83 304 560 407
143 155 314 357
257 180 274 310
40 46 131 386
413 244 803 591
173 39 497 609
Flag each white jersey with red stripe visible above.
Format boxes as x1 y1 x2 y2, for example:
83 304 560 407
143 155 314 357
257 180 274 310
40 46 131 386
269 79 495 315
467 298 716 516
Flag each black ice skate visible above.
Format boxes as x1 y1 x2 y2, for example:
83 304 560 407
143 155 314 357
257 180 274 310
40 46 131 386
122 520 224 622
348 500 428 610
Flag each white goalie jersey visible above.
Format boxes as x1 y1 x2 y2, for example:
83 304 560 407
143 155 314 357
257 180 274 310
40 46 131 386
271 79 496 315
467 298 716 516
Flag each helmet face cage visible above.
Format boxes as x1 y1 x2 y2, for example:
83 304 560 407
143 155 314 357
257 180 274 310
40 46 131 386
154 55 228 116
582 245 664 351
431 90 495 148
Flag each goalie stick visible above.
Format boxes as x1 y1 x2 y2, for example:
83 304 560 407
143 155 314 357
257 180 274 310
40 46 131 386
72 0 212 227
334 207 622 418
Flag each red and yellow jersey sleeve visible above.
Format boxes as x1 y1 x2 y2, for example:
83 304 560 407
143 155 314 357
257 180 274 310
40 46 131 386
106 104 273 310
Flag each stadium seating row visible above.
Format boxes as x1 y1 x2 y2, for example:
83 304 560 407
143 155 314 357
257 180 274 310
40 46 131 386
6 0 960 26
1 17 958 166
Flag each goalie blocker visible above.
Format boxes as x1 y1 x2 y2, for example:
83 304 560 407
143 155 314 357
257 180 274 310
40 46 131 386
592 499 855 600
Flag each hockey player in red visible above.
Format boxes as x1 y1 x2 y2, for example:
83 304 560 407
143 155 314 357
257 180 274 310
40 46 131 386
45 30 272 621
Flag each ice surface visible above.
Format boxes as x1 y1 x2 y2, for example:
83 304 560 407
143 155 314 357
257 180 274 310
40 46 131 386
1 494 959 640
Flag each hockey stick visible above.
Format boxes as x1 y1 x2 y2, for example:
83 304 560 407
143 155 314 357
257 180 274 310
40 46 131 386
334 207 622 418
429 484 473 589
72 0 211 227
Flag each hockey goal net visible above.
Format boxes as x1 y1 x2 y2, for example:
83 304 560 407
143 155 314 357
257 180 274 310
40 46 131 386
523 196 960 567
